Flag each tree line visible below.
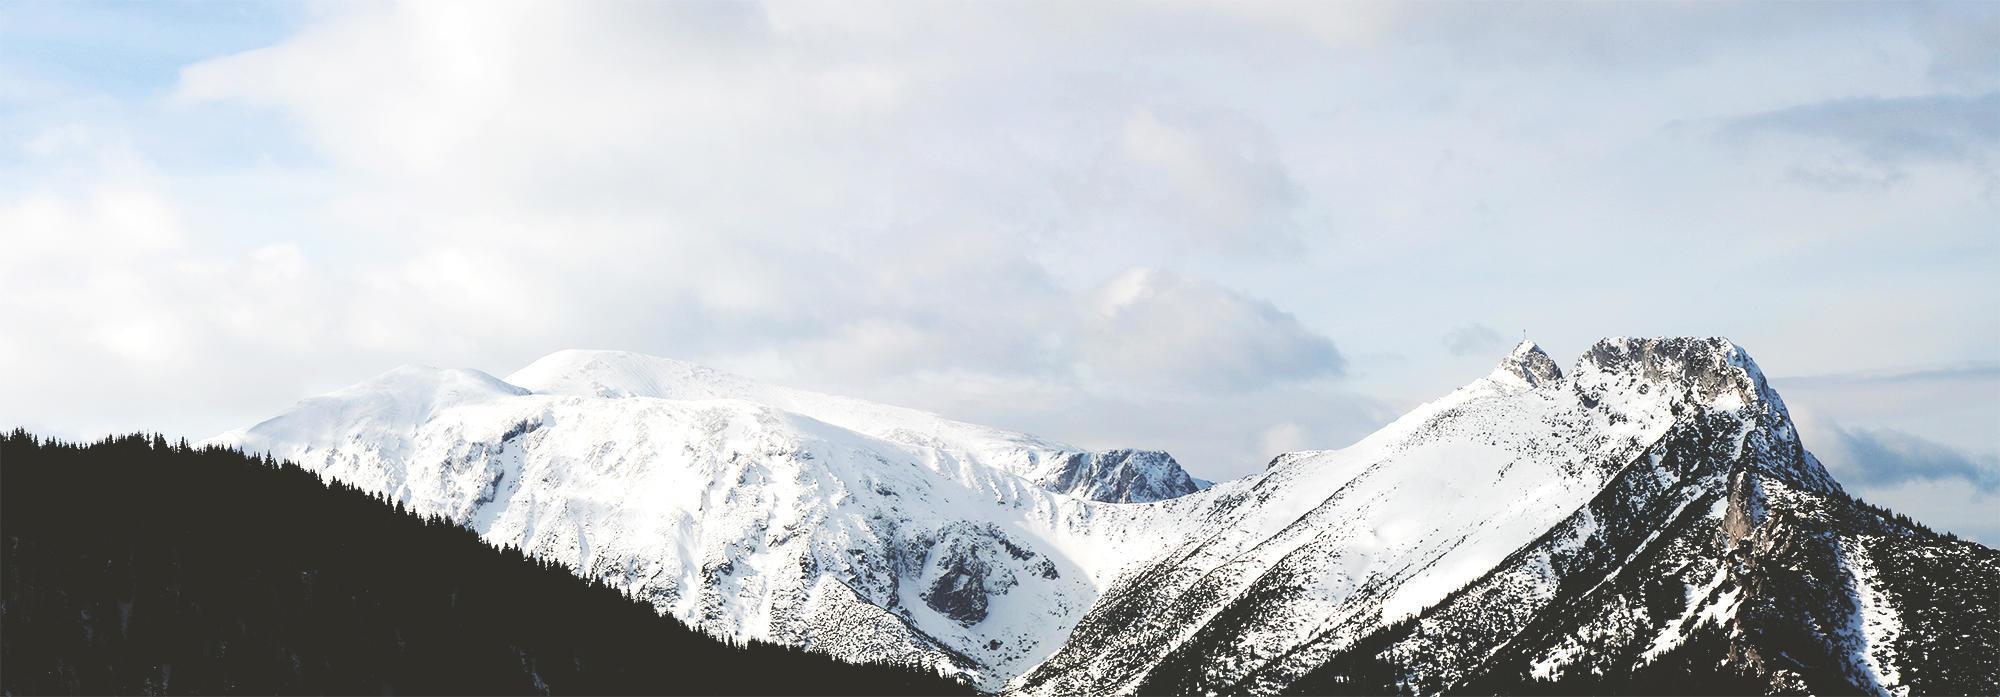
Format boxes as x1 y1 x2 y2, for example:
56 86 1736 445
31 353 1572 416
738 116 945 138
1 430 976 695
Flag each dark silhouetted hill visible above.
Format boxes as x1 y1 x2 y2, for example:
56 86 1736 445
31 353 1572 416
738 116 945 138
0 431 976 696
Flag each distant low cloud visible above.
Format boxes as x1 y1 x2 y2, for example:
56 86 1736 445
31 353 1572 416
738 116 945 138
1779 368 1997 545
1803 419 2000 546
1812 422 2000 493
1257 421 1310 460
1079 268 1345 393
1912 4 2000 90
1780 362 2000 387
1088 108 1308 258
1441 324 1505 357
1717 91 2000 188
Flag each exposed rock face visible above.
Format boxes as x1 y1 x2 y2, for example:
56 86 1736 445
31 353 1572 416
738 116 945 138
918 523 1039 627
926 571 990 626
1037 450 1203 504
1495 340 1565 387
1571 336 1841 493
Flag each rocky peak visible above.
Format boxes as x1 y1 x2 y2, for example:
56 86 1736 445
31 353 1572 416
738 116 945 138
1571 336 1839 494
1571 336 1774 411
1038 449 1203 503
1491 340 1565 388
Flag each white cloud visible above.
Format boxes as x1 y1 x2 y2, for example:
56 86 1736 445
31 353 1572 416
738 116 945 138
1097 109 1307 256
1258 421 1310 460
0 162 346 436
1716 92 2000 189
109 1 1361 458
5 0 1998 516
1441 323 1505 357
1078 268 1344 393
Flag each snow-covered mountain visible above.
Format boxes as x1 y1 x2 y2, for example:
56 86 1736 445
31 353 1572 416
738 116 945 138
507 350 1204 504
214 339 1999 695
1016 337 1995 696
213 349 1208 688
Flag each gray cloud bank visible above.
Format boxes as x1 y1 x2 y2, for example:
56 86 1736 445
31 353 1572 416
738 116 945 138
1718 92 2000 188
1782 364 1999 545
1815 423 2000 494
1804 420 2000 546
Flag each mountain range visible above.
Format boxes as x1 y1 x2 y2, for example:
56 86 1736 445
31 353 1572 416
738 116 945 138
212 337 1999 695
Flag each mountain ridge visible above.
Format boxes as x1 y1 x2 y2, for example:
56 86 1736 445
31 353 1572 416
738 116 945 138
212 349 1218 688
516 348 1207 504
1019 337 1992 697
210 337 1998 695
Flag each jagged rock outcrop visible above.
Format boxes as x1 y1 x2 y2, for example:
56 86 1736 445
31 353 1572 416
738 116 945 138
1495 339 1565 387
1037 449 1203 504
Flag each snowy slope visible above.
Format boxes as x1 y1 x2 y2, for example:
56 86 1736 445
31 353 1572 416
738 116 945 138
505 350 1202 503
1203 338 1996 697
213 339 1998 695
1013 339 1699 694
212 351 1207 689
1012 337 1993 696
1297 454 2000 697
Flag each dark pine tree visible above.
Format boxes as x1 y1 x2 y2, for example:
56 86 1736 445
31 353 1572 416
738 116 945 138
0 430 977 696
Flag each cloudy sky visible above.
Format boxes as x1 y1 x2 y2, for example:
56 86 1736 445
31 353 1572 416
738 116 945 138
3 2 1995 540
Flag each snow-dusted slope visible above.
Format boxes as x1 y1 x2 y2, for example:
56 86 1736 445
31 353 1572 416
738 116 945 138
214 339 1998 695
1282 435 1999 696
505 350 1202 504
1012 338 1715 694
1021 337 1996 697
212 351 1206 689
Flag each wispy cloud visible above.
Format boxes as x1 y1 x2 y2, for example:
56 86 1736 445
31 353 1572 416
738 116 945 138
1081 268 1345 393
1802 416 2000 546
1815 422 2000 493
1778 362 2000 386
1716 91 2000 189
1441 324 1505 357
1796 413 2000 544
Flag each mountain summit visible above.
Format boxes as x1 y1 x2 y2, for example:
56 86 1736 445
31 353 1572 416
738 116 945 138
214 339 1998 694
1018 337 1991 696
1492 339 1564 387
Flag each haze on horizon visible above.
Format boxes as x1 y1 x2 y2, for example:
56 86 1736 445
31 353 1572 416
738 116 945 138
1 1 1994 541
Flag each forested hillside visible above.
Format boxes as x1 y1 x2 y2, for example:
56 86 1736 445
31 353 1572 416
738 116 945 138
0 431 976 696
